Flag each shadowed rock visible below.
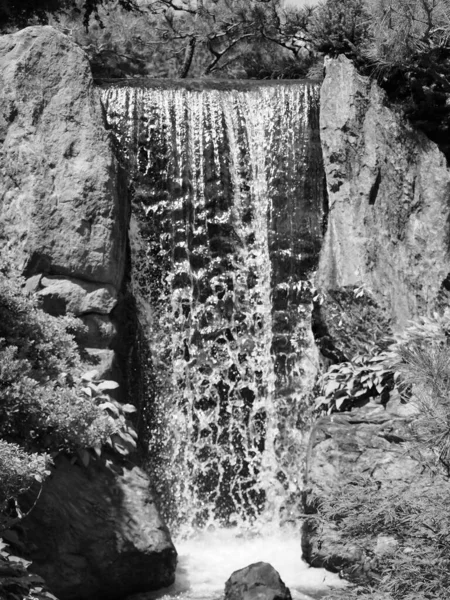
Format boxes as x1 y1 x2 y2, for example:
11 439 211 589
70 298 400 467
20 456 177 600
225 562 292 600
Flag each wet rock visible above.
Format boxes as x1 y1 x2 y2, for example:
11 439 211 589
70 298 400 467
20 455 177 600
225 562 292 600
37 276 118 317
301 405 417 576
0 26 127 288
318 55 450 325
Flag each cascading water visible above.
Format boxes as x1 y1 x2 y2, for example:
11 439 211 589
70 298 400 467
102 82 342 600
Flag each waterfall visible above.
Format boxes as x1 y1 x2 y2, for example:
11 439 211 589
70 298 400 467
102 82 325 535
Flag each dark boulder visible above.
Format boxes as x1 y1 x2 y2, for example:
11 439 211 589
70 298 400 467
19 455 177 600
225 562 292 600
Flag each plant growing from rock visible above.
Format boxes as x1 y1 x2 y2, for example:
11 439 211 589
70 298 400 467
315 353 393 413
316 313 450 599
0 260 138 519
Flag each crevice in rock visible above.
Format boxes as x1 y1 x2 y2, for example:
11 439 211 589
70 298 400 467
369 168 381 206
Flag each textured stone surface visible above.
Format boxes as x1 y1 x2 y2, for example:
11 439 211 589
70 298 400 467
225 562 292 600
37 276 118 316
0 26 127 289
318 55 450 325
21 456 177 600
301 405 417 575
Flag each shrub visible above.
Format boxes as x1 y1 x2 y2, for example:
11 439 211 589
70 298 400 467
316 313 450 599
308 0 371 61
313 286 392 361
316 311 450 415
0 441 50 509
315 353 393 412
0 262 137 520
320 473 450 600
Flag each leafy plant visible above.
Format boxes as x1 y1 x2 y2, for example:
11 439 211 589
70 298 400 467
0 260 139 535
315 353 393 413
313 285 392 361
315 312 450 599
78 371 138 464
0 442 50 510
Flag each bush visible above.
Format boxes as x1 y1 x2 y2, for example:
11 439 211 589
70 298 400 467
316 312 450 599
313 286 392 361
0 441 50 509
321 473 450 600
308 0 371 61
0 261 137 515
316 311 450 415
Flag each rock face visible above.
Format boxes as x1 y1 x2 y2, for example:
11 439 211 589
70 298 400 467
301 405 417 577
21 456 177 600
318 55 450 325
225 562 292 600
0 26 176 600
0 26 127 288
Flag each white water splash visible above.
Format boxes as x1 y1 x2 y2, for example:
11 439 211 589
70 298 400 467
128 528 347 600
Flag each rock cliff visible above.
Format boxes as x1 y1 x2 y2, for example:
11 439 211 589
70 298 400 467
0 25 127 288
317 55 450 325
304 55 450 580
0 26 176 600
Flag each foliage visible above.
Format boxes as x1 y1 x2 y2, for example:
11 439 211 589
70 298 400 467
0 0 139 31
78 370 138 462
46 0 316 79
320 474 450 600
0 536 58 600
308 0 371 62
0 441 50 509
315 308 450 415
313 285 392 361
0 260 138 524
0 265 115 453
315 353 392 413
316 312 450 599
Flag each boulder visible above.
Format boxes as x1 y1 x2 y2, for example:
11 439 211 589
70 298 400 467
0 26 127 289
20 455 177 600
224 562 292 600
36 276 118 317
318 55 450 325
301 405 417 576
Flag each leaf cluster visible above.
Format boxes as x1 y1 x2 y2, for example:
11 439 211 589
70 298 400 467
315 354 392 412
313 285 392 362
315 309 450 416
316 312 450 599
0 261 138 513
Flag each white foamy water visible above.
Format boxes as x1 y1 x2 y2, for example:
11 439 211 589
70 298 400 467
129 528 347 600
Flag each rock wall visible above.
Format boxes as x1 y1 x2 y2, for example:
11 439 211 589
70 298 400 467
0 24 129 378
301 405 417 578
0 25 127 288
0 26 176 600
317 55 450 325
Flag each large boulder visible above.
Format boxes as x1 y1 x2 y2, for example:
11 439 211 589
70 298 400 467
20 455 177 600
301 405 417 577
225 562 292 600
0 26 127 289
318 55 450 325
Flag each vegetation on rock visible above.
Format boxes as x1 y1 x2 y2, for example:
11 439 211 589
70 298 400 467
313 306 450 598
0 257 137 521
